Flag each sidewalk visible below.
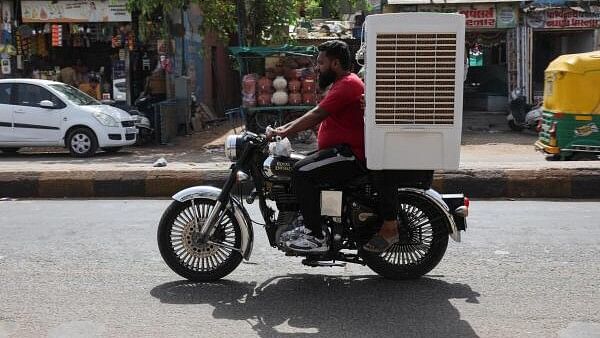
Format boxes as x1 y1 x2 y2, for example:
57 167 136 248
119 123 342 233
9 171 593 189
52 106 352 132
1 111 599 198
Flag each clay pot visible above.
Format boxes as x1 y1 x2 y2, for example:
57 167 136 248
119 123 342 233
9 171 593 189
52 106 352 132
242 74 256 95
271 91 288 106
288 92 302 105
302 79 316 93
272 76 287 91
242 98 257 107
286 67 298 80
288 79 301 92
302 92 316 105
257 76 272 93
258 93 272 106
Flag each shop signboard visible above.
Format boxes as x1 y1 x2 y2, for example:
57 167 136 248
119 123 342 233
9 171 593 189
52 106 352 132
21 0 131 23
415 4 517 29
527 9 600 29
496 4 518 28
458 5 497 29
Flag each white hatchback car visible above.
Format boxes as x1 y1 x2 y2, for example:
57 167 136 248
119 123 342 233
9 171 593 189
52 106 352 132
0 79 137 157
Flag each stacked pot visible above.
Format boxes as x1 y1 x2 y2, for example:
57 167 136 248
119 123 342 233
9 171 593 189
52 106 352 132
241 56 317 107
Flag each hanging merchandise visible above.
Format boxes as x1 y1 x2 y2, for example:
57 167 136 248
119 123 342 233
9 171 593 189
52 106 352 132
159 54 173 74
142 53 150 71
469 43 483 67
1 58 10 74
111 34 121 48
126 31 135 51
466 32 505 48
51 24 62 47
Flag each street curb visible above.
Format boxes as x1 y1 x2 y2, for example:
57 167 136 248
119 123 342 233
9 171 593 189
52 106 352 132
1 168 599 198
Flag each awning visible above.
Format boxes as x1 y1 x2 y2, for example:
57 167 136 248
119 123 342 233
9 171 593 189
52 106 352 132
228 45 318 58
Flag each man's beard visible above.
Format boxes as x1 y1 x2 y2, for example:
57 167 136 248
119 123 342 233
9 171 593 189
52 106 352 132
318 69 336 90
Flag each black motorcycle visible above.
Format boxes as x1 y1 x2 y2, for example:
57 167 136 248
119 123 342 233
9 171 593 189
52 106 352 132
157 131 469 281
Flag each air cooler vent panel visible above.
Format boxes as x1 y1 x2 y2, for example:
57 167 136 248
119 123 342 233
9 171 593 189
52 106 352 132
375 33 457 125
364 13 465 170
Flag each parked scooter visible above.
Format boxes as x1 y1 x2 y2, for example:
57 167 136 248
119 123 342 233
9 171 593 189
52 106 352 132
507 89 542 131
101 98 156 145
130 93 165 145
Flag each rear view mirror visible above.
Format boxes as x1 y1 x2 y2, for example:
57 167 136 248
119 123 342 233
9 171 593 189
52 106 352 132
39 100 55 108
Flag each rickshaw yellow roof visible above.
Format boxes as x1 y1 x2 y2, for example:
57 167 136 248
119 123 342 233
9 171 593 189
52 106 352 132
545 52 600 74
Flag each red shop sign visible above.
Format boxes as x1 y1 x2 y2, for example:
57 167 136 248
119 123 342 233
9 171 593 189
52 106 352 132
459 5 496 28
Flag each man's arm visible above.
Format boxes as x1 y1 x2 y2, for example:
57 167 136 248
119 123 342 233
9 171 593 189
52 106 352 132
272 106 329 139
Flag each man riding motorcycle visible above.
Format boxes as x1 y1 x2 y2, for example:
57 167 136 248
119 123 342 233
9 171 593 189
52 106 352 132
268 40 400 253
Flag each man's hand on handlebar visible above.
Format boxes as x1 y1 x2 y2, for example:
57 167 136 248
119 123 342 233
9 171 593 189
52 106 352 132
265 126 287 141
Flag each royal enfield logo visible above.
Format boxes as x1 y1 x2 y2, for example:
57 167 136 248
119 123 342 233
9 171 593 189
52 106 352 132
274 161 292 172
574 123 599 137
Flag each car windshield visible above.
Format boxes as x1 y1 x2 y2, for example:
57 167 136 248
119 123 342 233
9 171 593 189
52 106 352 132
48 84 100 106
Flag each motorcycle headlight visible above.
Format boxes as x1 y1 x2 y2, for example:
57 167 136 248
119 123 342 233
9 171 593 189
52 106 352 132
225 135 244 161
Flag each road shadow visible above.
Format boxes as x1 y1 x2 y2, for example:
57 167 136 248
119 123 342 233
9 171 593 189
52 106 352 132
151 274 480 338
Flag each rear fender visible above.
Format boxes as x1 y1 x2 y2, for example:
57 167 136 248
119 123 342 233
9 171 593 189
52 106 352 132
398 188 461 242
172 186 254 260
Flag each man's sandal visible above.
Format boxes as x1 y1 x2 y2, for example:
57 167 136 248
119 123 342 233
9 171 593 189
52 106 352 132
362 233 400 253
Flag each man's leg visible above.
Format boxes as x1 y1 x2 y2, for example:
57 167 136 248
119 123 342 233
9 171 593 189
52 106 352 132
364 171 401 252
289 147 363 251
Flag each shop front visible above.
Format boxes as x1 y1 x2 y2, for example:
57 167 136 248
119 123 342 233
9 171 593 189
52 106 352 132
0 0 16 79
524 7 600 102
384 2 519 111
16 0 134 102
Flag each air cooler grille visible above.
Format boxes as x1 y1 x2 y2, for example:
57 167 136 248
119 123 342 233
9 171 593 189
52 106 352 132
375 33 457 125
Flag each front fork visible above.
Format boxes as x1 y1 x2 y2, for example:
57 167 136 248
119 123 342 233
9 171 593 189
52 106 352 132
197 165 239 241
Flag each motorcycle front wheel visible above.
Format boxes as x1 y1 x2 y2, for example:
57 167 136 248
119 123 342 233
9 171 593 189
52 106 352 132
361 193 449 280
157 198 243 282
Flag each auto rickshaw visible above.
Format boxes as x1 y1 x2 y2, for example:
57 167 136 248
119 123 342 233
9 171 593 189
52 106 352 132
534 51 600 160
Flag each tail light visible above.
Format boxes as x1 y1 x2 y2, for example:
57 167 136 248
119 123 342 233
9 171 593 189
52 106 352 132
454 197 469 218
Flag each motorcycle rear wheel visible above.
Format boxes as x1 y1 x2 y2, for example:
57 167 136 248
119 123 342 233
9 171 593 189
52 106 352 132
157 198 243 282
361 193 449 280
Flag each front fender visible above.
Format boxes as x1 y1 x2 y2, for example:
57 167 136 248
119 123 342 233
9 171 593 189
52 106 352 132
172 186 254 260
398 188 461 242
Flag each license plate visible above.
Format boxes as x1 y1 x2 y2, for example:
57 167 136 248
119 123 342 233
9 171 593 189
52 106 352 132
126 127 138 134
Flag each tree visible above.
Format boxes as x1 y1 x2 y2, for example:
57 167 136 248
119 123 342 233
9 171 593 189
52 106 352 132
127 0 371 45
127 0 237 42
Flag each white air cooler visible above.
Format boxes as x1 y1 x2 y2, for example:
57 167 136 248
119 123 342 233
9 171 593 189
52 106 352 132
364 13 465 170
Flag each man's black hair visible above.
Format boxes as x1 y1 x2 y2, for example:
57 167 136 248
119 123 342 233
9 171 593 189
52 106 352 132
318 40 351 71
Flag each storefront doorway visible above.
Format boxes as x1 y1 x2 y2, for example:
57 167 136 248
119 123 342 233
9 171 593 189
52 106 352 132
464 31 509 111
532 30 595 97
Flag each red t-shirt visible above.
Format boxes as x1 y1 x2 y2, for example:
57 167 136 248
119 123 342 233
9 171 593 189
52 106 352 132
317 73 365 160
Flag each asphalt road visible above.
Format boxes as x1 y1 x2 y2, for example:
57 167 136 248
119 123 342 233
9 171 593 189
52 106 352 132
0 199 599 338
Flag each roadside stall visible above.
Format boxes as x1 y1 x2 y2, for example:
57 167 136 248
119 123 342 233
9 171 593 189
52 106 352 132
228 45 319 135
16 0 134 101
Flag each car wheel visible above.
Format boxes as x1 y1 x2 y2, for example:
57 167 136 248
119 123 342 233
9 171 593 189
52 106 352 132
67 127 98 157
0 148 20 154
102 147 122 153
